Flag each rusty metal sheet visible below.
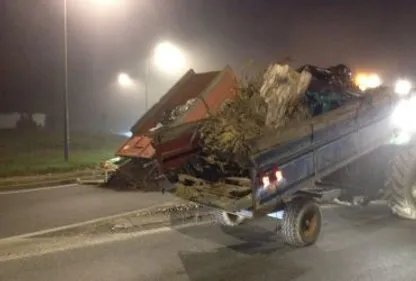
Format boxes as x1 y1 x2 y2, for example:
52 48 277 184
118 66 237 159
115 135 154 158
131 70 221 135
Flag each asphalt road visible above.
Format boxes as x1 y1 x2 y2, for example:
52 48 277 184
2 204 416 281
0 184 176 238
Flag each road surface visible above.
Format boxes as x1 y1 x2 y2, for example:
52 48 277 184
0 184 176 238
1 204 416 281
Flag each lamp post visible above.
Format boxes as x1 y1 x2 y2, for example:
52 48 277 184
144 57 150 111
63 0 119 161
63 0 69 162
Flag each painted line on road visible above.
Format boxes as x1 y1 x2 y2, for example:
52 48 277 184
0 183 79 195
0 202 339 243
0 203 183 244
0 221 212 262
0 201 372 244
0 203 381 262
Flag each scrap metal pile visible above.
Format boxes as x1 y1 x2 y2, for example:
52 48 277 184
198 63 359 165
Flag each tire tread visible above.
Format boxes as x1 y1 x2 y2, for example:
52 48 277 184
281 198 322 247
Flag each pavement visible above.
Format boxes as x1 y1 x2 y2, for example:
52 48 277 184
2 203 416 281
0 170 100 190
0 184 177 238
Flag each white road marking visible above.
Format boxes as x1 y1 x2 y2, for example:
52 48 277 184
0 202 389 262
0 183 79 195
0 221 211 262
0 201 348 244
0 203 181 244
0 197 386 262
0 203 342 245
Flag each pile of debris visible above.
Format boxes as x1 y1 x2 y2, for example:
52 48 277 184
197 63 360 163
169 63 372 208
156 63 396 210
104 158 160 191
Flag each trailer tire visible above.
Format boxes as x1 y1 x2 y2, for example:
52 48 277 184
214 211 246 227
281 198 322 247
386 146 416 220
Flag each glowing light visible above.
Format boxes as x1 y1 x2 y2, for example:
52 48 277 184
367 74 382 88
355 73 382 91
120 131 133 138
392 131 412 145
395 79 412 96
153 41 186 73
118 73 134 88
89 0 120 7
275 170 283 182
262 176 270 187
267 211 284 219
391 96 416 132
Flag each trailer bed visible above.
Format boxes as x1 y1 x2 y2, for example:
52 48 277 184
157 89 397 214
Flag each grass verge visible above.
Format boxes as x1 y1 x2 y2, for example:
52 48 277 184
0 130 126 178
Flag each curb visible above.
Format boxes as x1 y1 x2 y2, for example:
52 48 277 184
0 178 79 191
0 173 105 191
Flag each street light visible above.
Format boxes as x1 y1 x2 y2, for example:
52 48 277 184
63 0 119 162
145 41 185 110
118 41 186 110
118 73 134 88
153 41 186 74
63 0 69 162
89 0 116 4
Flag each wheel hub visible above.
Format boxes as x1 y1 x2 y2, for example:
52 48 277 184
302 211 318 237
227 213 240 222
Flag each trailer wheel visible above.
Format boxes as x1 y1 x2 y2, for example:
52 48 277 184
281 198 322 247
386 147 416 220
214 211 246 227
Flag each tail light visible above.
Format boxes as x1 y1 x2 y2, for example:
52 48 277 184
259 167 284 187
275 170 283 182
262 176 270 187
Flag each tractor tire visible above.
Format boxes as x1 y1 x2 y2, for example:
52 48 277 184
386 146 416 220
281 198 322 247
214 210 246 227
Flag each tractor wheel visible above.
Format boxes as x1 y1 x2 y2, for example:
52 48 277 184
386 146 416 219
281 198 322 247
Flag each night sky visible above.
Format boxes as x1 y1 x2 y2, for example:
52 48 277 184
1 0 415 132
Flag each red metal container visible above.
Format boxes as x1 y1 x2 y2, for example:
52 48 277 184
116 65 237 159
